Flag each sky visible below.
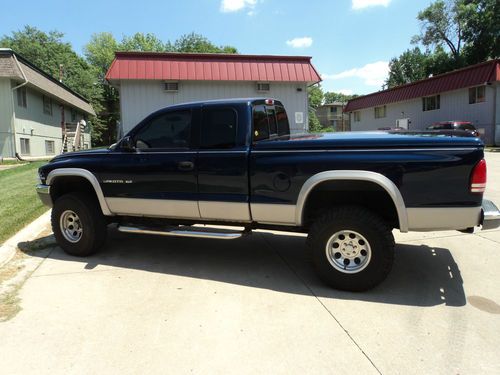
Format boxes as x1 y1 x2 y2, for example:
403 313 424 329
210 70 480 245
0 0 433 95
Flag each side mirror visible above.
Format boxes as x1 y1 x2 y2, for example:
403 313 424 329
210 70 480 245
120 136 135 152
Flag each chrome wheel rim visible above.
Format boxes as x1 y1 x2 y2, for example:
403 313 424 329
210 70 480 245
60 210 83 243
326 230 371 274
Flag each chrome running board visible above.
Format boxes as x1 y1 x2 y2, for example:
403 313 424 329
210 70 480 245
117 225 250 240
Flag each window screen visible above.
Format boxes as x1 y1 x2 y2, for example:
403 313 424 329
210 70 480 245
422 95 440 111
469 86 485 104
135 111 191 149
45 140 55 155
17 87 27 108
43 95 52 115
201 108 237 149
20 138 30 155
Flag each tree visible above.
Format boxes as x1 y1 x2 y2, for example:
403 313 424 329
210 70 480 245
387 0 499 88
460 0 500 64
413 0 465 63
174 33 238 54
323 91 358 104
386 48 427 88
307 85 324 132
121 33 172 52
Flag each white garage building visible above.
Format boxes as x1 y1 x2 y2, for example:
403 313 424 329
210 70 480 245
345 59 500 145
105 52 321 135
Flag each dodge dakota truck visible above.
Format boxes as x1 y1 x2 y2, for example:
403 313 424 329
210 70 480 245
36 98 500 291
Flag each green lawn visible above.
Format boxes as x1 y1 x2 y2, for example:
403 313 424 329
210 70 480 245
0 162 49 245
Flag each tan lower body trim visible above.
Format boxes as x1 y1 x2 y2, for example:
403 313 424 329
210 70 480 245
250 203 296 225
198 201 251 222
105 198 200 219
407 206 481 231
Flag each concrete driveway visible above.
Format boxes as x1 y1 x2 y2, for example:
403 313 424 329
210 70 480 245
1 153 499 375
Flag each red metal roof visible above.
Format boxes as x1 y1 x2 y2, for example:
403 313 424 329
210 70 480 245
105 52 322 84
345 59 500 112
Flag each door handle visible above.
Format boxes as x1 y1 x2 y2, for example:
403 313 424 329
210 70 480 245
177 161 194 171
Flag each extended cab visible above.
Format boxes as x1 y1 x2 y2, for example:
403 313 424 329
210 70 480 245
36 98 500 291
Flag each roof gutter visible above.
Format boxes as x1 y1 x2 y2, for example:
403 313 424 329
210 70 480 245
9 52 29 157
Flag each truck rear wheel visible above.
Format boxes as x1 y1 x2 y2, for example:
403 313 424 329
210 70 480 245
307 206 394 291
51 192 107 257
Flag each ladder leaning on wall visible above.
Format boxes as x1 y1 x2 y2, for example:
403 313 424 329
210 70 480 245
61 120 85 153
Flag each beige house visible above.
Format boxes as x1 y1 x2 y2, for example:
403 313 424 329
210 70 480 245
345 59 500 145
316 102 350 131
0 49 95 159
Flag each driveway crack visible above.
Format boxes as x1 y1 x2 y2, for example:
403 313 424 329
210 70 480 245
258 232 383 375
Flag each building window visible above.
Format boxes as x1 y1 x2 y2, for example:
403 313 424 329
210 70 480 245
256 83 270 92
43 95 52 115
20 138 30 155
422 95 440 111
330 106 338 113
17 87 27 108
45 140 55 155
374 106 386 119
469 86 485 104
353 111 361 122
71 109 78 122
164 82 179 92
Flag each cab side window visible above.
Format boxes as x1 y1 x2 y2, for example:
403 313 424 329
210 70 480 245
253 105 269 141
134 110 191 149
200 108 237 149
275 105 290 136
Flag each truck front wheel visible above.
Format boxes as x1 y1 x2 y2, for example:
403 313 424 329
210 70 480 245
51 192 107 257
307 206 394 291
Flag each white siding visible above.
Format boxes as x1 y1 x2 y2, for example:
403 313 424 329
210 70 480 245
350 86 497 145
0 78 14 158
0 84 92 158
13 85 63 157
119 80 309 134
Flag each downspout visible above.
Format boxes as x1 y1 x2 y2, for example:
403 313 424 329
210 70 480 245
493 82 498 146
10 53 28 158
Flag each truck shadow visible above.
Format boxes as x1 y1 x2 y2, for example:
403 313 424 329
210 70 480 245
19 227 466 308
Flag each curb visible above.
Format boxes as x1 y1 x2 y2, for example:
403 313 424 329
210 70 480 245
0 210 52 268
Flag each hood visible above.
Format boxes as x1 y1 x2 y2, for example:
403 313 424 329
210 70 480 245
50 147 111 161
253 131 483 151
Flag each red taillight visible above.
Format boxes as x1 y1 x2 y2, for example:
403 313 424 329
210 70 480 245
265 99 274 105
470 159 487 193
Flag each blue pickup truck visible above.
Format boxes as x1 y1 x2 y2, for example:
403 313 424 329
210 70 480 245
36 98 500 291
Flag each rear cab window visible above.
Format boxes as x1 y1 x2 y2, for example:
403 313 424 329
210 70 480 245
252 100 290 142
200 107 238 149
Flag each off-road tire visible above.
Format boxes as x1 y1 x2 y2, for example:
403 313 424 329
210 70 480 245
51 192 107 256
307 206 394 291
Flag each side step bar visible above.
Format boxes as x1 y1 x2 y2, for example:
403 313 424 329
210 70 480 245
117 225 250 240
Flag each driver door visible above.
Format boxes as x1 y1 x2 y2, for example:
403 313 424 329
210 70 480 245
101 108 200 219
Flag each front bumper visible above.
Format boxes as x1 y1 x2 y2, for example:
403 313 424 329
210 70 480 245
36 184 53 208
482 199 500 230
